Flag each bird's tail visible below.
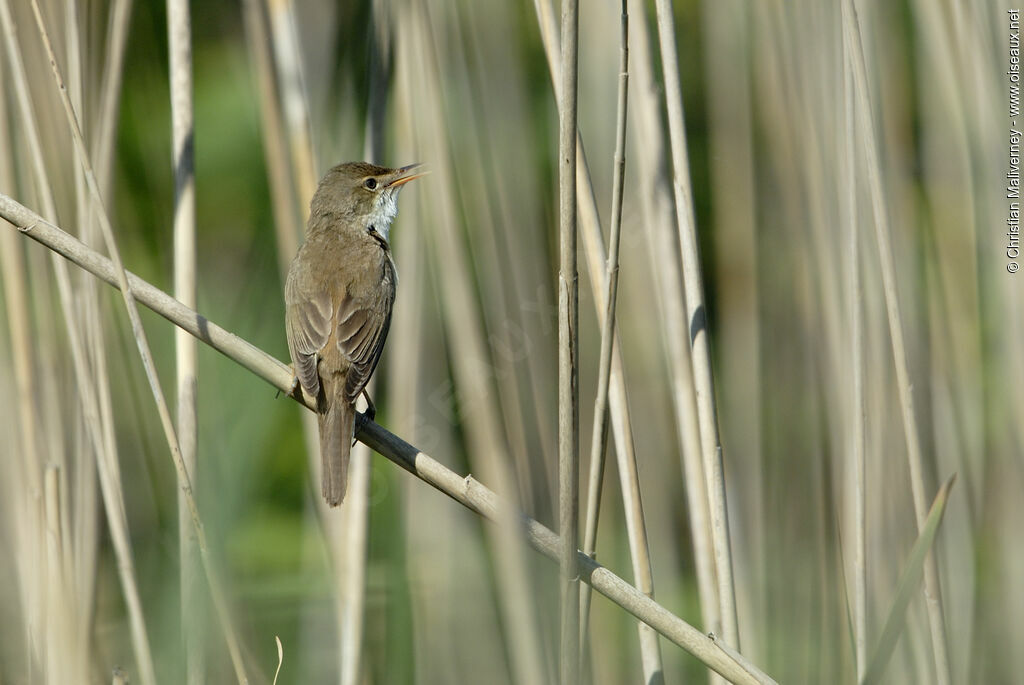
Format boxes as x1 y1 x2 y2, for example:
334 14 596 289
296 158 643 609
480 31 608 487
318 384 354 506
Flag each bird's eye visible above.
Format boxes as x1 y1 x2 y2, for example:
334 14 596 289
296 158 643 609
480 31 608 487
364 178 377 190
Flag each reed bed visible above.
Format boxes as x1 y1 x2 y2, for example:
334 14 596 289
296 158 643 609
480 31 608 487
0 1 1014 684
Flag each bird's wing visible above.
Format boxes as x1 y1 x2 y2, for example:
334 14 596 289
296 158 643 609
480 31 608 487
336 260 396 404
285 268 332 400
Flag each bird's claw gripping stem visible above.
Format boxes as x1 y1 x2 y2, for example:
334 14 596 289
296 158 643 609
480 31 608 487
360 388 376 422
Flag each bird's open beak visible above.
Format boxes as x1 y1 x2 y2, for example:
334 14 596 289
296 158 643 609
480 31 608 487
386 163 427 188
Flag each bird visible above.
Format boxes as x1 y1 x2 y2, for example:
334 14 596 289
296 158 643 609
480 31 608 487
285 161 423 506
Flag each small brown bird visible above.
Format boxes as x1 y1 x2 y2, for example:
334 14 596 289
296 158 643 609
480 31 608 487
285 161 422 506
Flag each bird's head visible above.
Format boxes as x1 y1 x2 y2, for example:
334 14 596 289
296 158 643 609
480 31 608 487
309 161 424 240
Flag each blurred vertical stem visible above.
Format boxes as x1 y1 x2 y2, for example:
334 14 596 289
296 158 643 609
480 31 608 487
44 465 68 684
337 5 391 684
79 0 133 657
63 0 100 665
246 4 358 681
92 0 132 197
397 3 547 681
579 0 629 654
652 0 740 649
265 0 317 216
840 0 867 675
0 28 46 651
241 0 301 274
166 0 202 682
338 404 371 685
28 3 249 681
256 9 326 638
702 0 760 661
557 0 580 682
628 0 719 646
842 2 951 683
364 0 389 164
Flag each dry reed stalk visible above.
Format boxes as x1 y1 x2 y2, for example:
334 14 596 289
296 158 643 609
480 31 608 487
26 4 249 681
908 0 986 524
917 4 1000 675
336 434 370 685
239 13 339 679
335 14 391 681
533 1 665 677
61 0 102 665
395 5 548 682
388 54 469 684
386 71 425 447
861 475 957 685
49 251 154 685
0 0 47 505
44 465 70 685
767 6 847 403
92 0 132 196
626 0 719 644
264 0 317 218
165 0 203 681
580 0 630 607
241 0 301 275
0 189 780 685
67 351 98 646
426 0 545 515
841 2 951 682
0 195 51 684
250 7 361 678
745 9 856 675
702 0 761 658
652 0 739 649
557 0 581 681
839 2 867 674
363 0 389 164
0 64 48 659
66 0 88 289
579 10 666 685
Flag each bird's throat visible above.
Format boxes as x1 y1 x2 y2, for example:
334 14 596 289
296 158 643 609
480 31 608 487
367 192 399 241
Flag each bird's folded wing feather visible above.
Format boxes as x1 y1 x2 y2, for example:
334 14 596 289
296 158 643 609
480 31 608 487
336 265 395 404
285 272 332 400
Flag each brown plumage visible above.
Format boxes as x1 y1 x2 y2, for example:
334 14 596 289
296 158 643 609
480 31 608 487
285 162 422 506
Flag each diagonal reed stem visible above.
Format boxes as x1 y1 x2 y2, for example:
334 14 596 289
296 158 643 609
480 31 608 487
0 190 778 685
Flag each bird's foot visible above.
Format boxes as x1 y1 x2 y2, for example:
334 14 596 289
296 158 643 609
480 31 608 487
354 409 374 447
360 388 377 422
